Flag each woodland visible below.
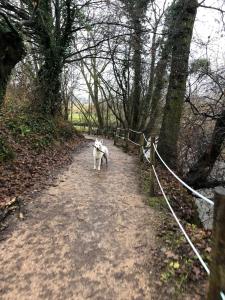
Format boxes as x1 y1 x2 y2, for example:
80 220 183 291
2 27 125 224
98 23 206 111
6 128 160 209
1 0 225 190
0 0 225 298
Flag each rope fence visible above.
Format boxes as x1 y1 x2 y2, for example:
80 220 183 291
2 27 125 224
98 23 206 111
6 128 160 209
115 128 126 140
115 127 225 299
127 138 141 147
153 144 214 206
152 164 210 274
128 128 143 134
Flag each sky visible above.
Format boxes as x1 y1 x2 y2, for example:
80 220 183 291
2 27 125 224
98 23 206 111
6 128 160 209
192 0 225 66
75 0 225 102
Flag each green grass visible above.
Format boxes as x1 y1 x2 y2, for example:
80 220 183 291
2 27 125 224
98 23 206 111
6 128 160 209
148 196 167 209
74 125 90 133
71 113 87 122
70 111 117 126
71 112 98 123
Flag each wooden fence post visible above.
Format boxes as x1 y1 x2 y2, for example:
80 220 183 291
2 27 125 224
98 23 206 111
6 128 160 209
207 187 225 300
139 133 145 161
114 128 118 145
125 129 129 152
149 136 155 197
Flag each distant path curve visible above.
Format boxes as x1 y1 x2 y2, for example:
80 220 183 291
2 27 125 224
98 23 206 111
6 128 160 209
0 137 157 300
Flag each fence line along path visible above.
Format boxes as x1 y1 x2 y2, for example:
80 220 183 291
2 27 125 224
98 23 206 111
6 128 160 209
0 137 158 300
116 127 225 300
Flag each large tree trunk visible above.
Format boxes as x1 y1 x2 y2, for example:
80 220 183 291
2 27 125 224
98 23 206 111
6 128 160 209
185 110 225 188
31 0 64 116
131 18 142 130
0 30 24 107
36 56 62 116
144 36 171 135
157 0 198 168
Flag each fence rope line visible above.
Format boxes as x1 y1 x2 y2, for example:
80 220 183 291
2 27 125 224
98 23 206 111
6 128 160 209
142 149 225 299
143 133 149 144
127 138 141 147
116 128 213 206
116 129 225 299
142 146 151 162
142 145 151 154
153 143 214 206
152 163 225 300
152 164 210 274
117 127 126 131
128 128 143 134
115 134 125 140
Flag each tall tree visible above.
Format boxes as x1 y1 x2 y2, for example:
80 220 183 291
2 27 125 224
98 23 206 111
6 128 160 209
157 0 198 168
0 0 89 115
143 36 171 135
120 0 150 130
0 16 24 107
31 0 84 115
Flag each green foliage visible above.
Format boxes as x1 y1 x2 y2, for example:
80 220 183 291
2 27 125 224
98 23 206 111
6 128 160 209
4 113 77 152
6 114 55 137
148 196 167 209
0 138 15 162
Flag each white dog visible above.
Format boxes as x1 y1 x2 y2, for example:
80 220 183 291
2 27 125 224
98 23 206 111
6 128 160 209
93 139 109 171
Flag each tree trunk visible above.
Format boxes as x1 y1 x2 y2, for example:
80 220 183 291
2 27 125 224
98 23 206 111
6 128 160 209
131 18 142 130
64 98 69 120
157 0 198 168
36 57 62 116
144 36 171 135
139 28 158 130
185 110 225 188
93 72 104 130
0 30 24 107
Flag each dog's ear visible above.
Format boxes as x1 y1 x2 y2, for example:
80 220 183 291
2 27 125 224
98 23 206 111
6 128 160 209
100 139 103 144
95 138 98 142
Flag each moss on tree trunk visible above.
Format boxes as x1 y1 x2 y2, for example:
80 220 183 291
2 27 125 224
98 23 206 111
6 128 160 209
158 0 198 168
35 55 62 116
131 18 142 131
144 36 171 135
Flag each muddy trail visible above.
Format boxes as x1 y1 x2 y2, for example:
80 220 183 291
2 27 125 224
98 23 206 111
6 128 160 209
0 137 158 300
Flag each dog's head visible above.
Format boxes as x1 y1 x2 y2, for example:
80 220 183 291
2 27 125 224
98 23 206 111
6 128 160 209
94 138 103 151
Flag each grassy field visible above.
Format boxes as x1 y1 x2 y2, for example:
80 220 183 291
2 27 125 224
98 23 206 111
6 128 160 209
70 107 117 132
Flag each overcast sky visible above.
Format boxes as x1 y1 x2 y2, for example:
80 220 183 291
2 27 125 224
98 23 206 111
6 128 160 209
192 0 225 66
75 0 225 102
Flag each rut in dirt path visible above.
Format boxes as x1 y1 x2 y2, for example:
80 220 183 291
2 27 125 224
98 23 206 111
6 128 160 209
0 138 158 300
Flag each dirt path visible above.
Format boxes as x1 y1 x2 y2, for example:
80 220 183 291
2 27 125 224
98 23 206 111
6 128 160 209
0 138 158 300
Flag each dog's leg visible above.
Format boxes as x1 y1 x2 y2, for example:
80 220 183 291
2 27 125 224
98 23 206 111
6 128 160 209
97 157 101 171
93 157 96 170
104 154 108 165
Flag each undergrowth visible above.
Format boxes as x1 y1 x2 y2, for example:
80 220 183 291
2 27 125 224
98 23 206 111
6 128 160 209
141 163 210 299
0 111 80 161
0 109 84 208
